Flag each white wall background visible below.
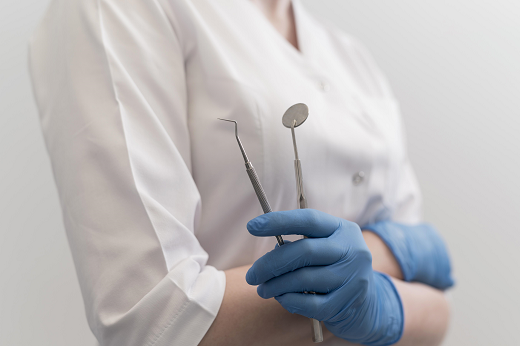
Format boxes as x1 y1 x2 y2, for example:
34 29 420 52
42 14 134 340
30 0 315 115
0 1 98 345
1 0 518 345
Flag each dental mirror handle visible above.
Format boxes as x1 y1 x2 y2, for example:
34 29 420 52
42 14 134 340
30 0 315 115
291 127 324 343
295 159 307 209
295 159 324 343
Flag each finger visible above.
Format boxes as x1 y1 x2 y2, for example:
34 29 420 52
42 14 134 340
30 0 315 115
256 266 344 299
275 292 333 321
247 209 344 238
246 238 344 285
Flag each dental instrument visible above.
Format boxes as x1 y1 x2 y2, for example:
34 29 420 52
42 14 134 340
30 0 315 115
218 118 284 247
282 103 324 343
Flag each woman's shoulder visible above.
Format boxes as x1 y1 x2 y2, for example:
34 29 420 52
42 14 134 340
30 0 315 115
296 3 395 99
322 22 396 100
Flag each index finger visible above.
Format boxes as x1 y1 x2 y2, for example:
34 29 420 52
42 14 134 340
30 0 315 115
247 209 342 238
245 237 343 285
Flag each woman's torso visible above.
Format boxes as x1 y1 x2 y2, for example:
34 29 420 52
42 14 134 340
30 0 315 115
172 0 407 270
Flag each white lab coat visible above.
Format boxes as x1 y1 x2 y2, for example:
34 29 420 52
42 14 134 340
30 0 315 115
29 0 422 345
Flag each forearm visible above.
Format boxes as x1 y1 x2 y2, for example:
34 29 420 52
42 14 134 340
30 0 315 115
201 270 449 346
202 232 449 345
363 230 404 279
200 265 335 346
364 230 450 346
393 280 450 346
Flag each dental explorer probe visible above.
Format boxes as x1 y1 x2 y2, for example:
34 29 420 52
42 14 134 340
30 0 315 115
282 103 324 344
218 118 285 247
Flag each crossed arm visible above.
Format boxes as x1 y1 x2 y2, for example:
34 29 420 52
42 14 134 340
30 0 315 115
200 231 450 346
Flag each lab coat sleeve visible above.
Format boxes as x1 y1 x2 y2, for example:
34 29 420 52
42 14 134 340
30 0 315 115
28 0 225 345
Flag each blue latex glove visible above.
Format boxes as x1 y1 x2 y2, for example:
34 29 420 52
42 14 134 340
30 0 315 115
246 209 404 346
362 221 454 290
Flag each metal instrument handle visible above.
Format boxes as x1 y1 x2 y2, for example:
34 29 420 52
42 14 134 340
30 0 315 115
246 162 284 247
294 159 307 209
311 318 324 343
294 160 324 343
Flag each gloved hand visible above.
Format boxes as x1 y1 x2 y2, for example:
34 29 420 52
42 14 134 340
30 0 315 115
246 209 404 346
362 221 454 290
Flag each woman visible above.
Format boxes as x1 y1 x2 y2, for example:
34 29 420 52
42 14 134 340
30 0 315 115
29 0 453 345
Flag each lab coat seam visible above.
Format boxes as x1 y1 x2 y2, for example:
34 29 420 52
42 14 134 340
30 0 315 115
144 273 224 346
153 0 188 59
167 267 226 318
188 285 225 318
96 0 170 273
254 95 267 199
250 86 270 261
95 7 222 344
89 1 116 336
147 300 190 346
91 264 223 344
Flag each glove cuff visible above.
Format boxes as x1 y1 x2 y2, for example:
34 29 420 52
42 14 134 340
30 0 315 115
363 221 455 290
378 272 404 345
363 272 404 346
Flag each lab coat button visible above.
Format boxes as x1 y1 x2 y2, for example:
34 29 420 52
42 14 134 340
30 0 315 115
352 171 365 185
318 81 330 92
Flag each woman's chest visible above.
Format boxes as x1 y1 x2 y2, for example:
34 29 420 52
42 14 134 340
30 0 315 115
180 0 405 225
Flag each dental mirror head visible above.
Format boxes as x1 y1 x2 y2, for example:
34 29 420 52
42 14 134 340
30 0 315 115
282 103 309 128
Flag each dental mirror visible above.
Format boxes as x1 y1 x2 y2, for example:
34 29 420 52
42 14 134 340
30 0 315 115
282 103 309 128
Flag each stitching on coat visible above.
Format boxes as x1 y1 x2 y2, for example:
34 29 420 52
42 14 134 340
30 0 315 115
148 300 190 346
